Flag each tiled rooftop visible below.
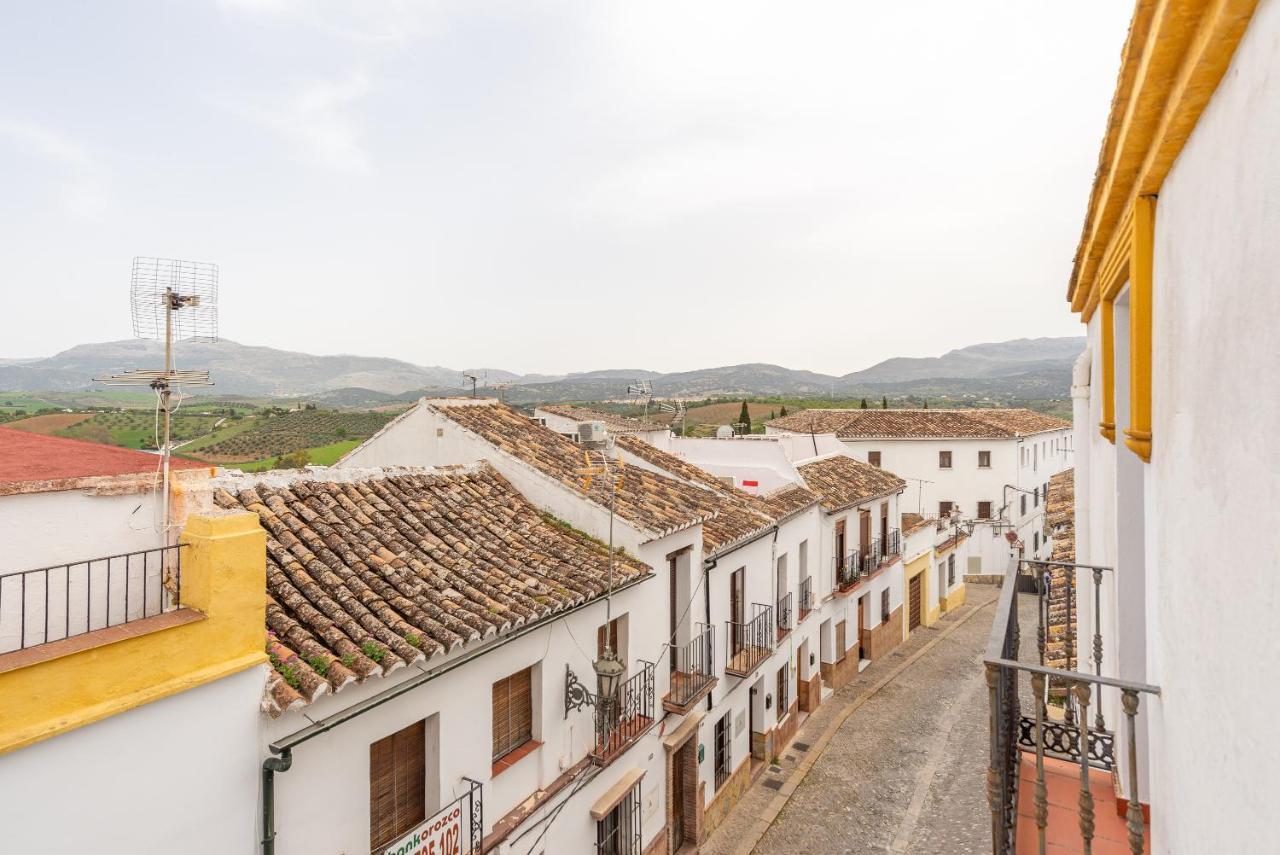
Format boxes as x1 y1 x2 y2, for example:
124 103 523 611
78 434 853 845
538 405 664 434
766 408 1070 439
431 401 774 551
901 512 935 536
758 483 821 521
614 434 817 550
795 453 906 512
212 463 650 716
0 426 208 492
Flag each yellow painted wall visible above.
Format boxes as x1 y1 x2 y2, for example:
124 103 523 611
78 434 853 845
0 511 267 754
903 553 933 640
944 584 967 612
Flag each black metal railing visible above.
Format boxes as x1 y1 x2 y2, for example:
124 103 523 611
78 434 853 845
834 553 861 590
985 560 1159 855
726 604 773 676
884 527 901 559
0 544 185 655
595 779 642 855
666 625 715 708
798 576 813 617
776 591 793 638
593 660 655 763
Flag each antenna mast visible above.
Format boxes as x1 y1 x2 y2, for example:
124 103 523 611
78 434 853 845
95 257 218 544
626 379 653 423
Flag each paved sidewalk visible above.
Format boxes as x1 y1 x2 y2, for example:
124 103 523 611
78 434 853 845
701 583 1022 855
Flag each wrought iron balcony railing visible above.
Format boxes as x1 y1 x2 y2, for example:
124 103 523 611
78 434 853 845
565 660 656 765
726 603 773 677
798 576 813 618
985 560 1158 855
0 544 185 655
834 553 864 591
664 624 715 712
776 591 793 640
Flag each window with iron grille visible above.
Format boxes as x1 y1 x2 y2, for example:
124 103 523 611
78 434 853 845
370 720 426 851
939 500 953 517
977 501 992 519
947 554 956 586
880 588 890 623
1021 495 1027 516
1034 487 1039 507
714 712 731 790
867 451 881 468
978 450 991 468
776 664 789 719
492 667 533 762
938 450 952 469
596 780 642 855
1034 531 1040 552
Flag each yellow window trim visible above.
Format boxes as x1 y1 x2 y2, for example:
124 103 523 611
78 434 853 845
1070 0 1257 455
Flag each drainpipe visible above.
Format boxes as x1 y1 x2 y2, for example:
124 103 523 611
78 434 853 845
702 555 715 712
261 749 293 855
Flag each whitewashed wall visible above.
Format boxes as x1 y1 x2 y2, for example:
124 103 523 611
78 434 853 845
1139 4 1280 850
0 665 265 855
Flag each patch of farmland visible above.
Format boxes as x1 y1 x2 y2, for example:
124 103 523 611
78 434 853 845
4 412 95 434
681 401 784 426
58 411 221 449
189 410 393 462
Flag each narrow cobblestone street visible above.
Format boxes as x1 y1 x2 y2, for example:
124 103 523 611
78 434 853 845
702 583 1035 855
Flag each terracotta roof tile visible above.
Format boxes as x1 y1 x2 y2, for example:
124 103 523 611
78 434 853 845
795 454 906 513
766 408 1069 439
212 463 650 716
539 405 663 434
431 402 757 547
901 512 935 536
758 483 820 521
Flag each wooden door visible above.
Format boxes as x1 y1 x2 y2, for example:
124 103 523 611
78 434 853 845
880 503 889 545
730 567 745 654
908 573 922 631
835 519 846 570
669 555 678 675
834 621 846 663
671 740 689 844
857 595 866 659
859 510 871 560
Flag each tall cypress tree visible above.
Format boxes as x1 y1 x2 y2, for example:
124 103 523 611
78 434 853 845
881 395 888 409
860 398 868 409
779 405 788 417
738 400 751 432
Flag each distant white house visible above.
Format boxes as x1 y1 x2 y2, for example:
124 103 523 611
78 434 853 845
765 408 1071 570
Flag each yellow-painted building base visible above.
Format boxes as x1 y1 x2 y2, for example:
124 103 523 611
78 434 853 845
903 553 934 640
944 584 967 613
0 511 267 755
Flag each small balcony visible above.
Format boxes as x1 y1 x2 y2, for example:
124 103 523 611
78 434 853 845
566 661 657 766
663 625 716 714
775 591 793 641
798 576 813 620
725 604 773 677
985 560 1157 854
0 544 186 655
833 552 865 594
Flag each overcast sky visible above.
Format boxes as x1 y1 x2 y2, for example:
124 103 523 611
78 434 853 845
1 1 1131 375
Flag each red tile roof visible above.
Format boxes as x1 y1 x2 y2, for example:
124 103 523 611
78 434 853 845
538 405 664 434
767 408 1069 439
213 463 651 716
0 426 207 488
795 454 906 513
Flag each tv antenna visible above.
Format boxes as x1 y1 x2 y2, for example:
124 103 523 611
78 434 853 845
626 379 652 423
657 400 686 435
95 257 218 543
462 373 480 398
488 381 512 403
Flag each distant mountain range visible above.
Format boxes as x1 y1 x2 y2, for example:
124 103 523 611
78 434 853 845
0 336 1084 404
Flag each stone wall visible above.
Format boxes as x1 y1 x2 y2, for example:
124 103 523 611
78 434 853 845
704 758 752 837
859 606 903 661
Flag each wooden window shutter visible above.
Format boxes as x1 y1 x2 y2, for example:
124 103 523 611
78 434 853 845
492 667 534 762
370 720 426 851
